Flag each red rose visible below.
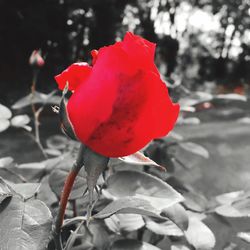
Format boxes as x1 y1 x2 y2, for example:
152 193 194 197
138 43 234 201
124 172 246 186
55 32 179 157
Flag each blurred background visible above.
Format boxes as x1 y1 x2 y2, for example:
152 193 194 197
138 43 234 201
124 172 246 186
0 0 249 103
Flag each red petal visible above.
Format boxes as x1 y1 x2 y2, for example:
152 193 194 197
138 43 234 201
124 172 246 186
67 43 136 149
67 45 178 157
121 32 159 75
55 62 92 91
83 71 179 157
64 32 179 157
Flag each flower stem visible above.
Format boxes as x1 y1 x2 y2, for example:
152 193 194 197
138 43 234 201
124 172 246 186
53 145 85 250
30 69 47 158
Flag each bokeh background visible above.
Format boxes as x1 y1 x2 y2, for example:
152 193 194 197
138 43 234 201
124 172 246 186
1 0 250 103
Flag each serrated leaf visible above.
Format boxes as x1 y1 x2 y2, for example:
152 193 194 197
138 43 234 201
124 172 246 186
105 171 183 211
0 196 52 250
185 218 216 250
105 213 145 233
0 103 12 119
118 152 165 171
178 142 209 159
12 91 60 109
111 239 161 250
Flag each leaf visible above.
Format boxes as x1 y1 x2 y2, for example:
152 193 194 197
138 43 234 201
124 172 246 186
215 93 247 102
10 114 30 127
0 177 12 204
12 91 60 109
118 151 165 171
0 156 14 167
0 103 12 119
237 232 250 243
183 190 208 212
0 196 52 250
36 176 57 208
105 171 184 211
215 204 242 217
0 159 26 183
145 218 183 236
186 211 207 221
44 148 62 156
178 142 209 159
215 190 247 205
171 245 191 250
185 217 216 250
15 162 46 181
49 166 87 200
94 197 164 219
88 220 110 250
215 198 250 218
161 203 189 231
9 183 41 200
111 239 161 250
0 118 10 132
105 213 145 233
46 134 68 150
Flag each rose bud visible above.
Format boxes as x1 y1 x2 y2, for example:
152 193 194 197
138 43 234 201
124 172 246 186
29 49 45 67
55 32 179 157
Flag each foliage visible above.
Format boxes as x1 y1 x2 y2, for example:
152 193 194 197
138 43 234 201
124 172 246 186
1 78 249 248
0 1 249 249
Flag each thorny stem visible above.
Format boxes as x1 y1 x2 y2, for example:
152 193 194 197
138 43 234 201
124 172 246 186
30 69 47 158
53 145 85 250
